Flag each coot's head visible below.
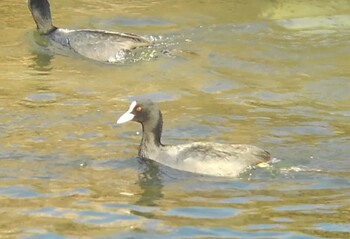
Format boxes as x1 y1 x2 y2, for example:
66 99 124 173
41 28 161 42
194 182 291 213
28 0 55 34
117 100 161 126
117 100 164 149
117 100 164 147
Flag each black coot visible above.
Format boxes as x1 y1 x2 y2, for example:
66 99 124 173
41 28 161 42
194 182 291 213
117 100 271 177
28 0 150 62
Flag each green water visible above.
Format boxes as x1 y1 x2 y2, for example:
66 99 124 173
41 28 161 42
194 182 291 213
0 0 349 238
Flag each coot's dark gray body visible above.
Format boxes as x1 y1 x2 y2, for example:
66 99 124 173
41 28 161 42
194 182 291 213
117 100 271 177
28 0 150 62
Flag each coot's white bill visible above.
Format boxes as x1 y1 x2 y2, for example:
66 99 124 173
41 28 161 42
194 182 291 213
117 101 137 124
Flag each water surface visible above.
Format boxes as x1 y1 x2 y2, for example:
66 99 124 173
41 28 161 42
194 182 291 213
0 0 350 238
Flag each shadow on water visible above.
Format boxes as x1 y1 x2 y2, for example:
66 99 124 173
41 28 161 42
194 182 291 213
26 31 54 73
29 51 54 73
135 158 164 206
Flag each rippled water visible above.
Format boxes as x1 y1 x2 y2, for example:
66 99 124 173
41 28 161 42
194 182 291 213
1 0 350 238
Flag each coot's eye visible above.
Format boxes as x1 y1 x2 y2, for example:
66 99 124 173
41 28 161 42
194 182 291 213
136 106 142 112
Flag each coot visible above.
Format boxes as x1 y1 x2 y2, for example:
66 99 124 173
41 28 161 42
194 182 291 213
117 100 271 177
28 0 150 62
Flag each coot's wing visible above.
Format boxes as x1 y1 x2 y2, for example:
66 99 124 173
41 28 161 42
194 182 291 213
158 143 271 177
66 30 150 62
176 143 271 165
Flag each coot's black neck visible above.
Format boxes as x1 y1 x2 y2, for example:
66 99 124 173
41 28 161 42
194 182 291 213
139 111 164 158
29 0 56 34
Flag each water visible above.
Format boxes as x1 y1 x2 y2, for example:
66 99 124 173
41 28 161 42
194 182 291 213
1 0 350 238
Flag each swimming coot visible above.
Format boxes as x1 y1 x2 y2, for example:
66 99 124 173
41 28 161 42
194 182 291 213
28 0 150 62
116 100 271 177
